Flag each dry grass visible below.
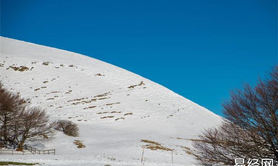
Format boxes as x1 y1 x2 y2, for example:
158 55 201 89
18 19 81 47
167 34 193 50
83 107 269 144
83 106 96 110
8 65 29 72
111 111 121 113
68 97 88 102
42 62 50 65
124 112 133 116
106 102 120 106
95 73 105 76
74 140 86 148
176 137 186 140
179 145 195 156
65 90 72 94
34 88 40 91
94 92 110 98
68 97 100 105
98 97 110 100
0 161 38 165
141 139 172 151
128 81 145 89
97 112 109 114
115 117 125 121
100 116 114 119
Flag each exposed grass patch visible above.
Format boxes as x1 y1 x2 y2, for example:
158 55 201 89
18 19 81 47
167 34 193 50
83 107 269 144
94 92 110 98
68 97 98 105
65 90 72 94
42 62 50 65
68 97 87 102
74 140 85 148
95 73 105 76
0 161 38 165
115 117 125 121
124 112 133 116
179 145 195 156
100 116 114 119
83 106 96 110
98 97 109 100
34 88 40 91
106 102 120 106
128 81 145 89
97 111 108 114
8 65 29 72
111 111 121 113
141 139 172 151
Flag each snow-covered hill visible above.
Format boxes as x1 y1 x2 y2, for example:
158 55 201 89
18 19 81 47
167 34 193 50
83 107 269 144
0 37 222 166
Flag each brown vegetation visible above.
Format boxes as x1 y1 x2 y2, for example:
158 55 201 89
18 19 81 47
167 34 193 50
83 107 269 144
7 66 29 72
42 62 50 65
0 83 52 150
100 116 114 119
192 67 278 165
128 81 145 89
74 140 85 148
141 139 172 151
53 120 79 137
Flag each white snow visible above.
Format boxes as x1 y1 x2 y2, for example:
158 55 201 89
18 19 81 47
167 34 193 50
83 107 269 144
0 36 223 165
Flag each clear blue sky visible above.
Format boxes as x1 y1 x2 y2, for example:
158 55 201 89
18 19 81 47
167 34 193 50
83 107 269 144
1 0 277 116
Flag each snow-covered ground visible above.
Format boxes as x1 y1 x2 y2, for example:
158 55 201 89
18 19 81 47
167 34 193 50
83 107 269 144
0 37 222 165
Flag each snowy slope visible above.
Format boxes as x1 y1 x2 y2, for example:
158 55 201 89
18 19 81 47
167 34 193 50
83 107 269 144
0 37 222 166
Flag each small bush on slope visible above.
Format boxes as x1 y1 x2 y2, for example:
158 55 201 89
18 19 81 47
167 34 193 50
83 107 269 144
53 120 79 137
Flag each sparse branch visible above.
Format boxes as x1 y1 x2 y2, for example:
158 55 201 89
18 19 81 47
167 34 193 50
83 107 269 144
192 66 278 165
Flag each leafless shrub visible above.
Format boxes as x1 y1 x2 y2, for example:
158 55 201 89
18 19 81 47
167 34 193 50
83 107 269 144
53 120 79 137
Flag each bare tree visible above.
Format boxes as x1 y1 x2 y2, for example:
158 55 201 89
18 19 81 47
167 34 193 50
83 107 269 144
0 83 25 146
192 66 278 165
0 82 53 150
16 107 53 150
